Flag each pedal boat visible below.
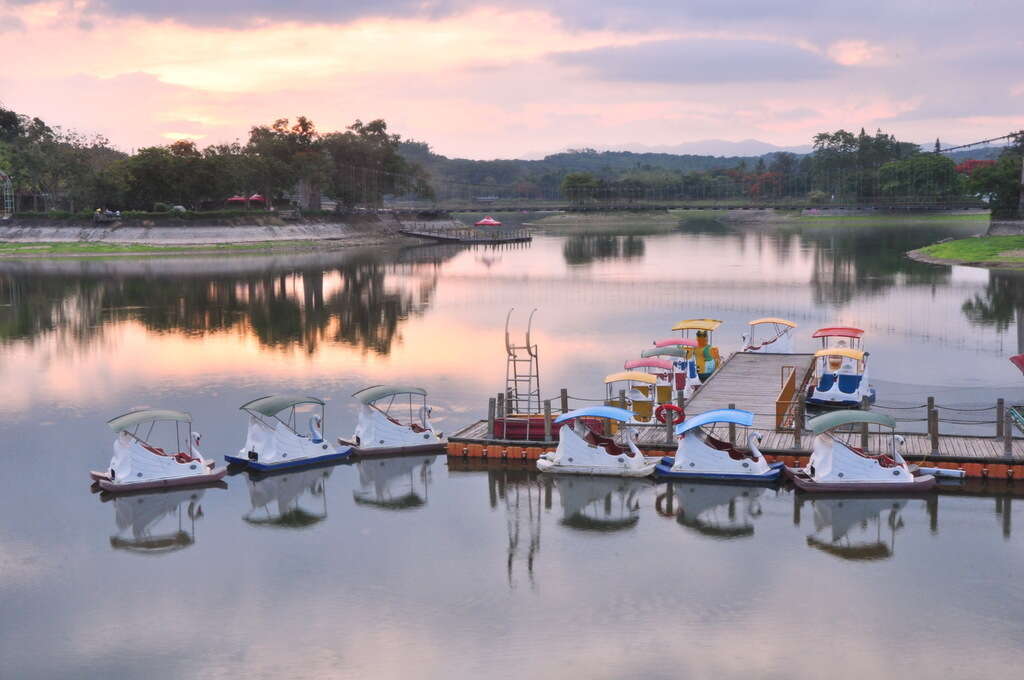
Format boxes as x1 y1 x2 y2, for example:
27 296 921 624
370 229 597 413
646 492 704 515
226 394 352 471
623 358 676 406
536 406 657 477
742 318 797 353
785 410 935 493
806 348 876 409
643 338 701 400
604 371 658 422
654 408 784 481
343 385 445 456
671 318 722 381
90 409 226 493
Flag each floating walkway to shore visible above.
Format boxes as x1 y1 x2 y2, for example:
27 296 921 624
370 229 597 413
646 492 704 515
448 351 1024 479
399 225 532 244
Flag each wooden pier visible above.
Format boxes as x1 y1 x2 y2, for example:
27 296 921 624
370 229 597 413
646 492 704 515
399 225 532 244
448 351 1024 479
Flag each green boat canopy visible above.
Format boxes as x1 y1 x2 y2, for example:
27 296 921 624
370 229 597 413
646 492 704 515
354 385 427 405
809 410 896 435
641 346 686 359
240 394 325 417
107 408 191 432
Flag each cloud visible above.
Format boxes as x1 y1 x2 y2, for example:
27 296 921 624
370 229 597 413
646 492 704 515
0 14 25 32
553 38 839 84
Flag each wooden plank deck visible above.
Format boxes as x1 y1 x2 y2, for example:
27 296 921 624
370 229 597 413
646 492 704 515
399 228 532 244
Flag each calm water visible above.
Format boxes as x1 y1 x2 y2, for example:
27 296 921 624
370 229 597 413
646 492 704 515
2 214 1024 679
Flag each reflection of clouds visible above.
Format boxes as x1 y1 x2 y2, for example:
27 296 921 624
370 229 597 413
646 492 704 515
0 537 52 588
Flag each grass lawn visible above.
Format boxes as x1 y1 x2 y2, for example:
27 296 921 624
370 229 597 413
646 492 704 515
918 235 1024 264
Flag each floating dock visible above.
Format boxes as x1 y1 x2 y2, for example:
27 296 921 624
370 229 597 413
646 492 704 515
399 226 532 244
448 351 1024 479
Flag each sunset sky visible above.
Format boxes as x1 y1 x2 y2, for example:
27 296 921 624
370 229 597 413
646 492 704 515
2 0 1021 158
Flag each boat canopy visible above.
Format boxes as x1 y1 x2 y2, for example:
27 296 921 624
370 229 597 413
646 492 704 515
809 410 895 434
624 358 673 371
354 385 427 405
812 326 864 339
108 408 191 432
240 394 325 417
604 371 658 385
554 406 635 424
675 408 754 435
749 317 796 328
672 318 722 332
654 338 698 348
641 346 687 359
814 348 866 361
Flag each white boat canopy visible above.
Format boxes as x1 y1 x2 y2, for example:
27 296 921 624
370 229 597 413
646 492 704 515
809 410 895 435
107 409 191 432
240 395 325 417
354 385 428 405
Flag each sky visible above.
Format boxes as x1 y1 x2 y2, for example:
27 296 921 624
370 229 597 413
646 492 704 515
1 0 1022 159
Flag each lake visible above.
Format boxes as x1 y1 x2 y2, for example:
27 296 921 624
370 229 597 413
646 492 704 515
2 213 1022 679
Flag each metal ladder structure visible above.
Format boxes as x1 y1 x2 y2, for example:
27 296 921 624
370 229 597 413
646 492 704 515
0 171 12 220
504 308 541 421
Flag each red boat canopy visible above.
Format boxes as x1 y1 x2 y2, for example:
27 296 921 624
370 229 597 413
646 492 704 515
624 358 674 371
475 216 501 226
812 326 864 339
653 338 698 348
1011 354 1024 375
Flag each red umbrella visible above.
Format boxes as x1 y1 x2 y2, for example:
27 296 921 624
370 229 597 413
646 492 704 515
248 194 266 204
475 216 501 226
226 196 247 204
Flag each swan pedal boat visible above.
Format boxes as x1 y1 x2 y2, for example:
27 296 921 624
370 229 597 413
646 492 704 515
654 408 784 482
537 406 658 477
784 410 935 493
90 409 227 493
341 385 446 456
226 395 352 471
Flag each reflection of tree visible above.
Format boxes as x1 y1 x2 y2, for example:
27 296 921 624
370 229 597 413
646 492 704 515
961 270 1024 353
562 234 645 265
802 223 956 305
0 247 450 355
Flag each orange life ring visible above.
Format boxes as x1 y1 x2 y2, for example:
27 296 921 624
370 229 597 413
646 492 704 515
655 403 685 425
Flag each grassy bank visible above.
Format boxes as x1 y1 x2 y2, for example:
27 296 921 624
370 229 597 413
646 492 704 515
914 236 1024 267
0 240 364 258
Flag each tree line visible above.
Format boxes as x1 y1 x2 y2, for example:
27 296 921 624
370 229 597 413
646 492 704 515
0 106 432 213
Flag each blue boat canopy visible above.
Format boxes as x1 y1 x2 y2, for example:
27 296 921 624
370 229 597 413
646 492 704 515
554 406 635 424
676 408 754 435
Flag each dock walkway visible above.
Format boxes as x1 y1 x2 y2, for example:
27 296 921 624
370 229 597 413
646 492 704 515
399 226 532 244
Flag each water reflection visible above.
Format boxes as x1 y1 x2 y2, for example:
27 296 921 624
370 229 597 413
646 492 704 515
664 482 768 539
554 476 649 531
962 270 1024 354
106 487 214 554
352 454 436 510
798 496 907 561
0 246 455 354
486 469 546 590
562 234 645 266
243 467 333 528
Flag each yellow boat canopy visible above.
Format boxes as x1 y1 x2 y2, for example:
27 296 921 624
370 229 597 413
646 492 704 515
749 317 796 328
672 318 723 332
604 371 658 385
814 348 865 361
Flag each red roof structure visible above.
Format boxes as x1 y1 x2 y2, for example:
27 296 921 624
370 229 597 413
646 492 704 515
475 216 501 226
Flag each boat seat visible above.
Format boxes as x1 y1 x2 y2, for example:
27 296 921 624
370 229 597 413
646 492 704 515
704 433 759 462
410 423 426 433
837 374 862 394
674 373 687 390
816 373 836 392
848 444 898 468
582 429 632 456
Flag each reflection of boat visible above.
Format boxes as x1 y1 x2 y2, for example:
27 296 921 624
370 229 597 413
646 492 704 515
91 409 226 492
806 327 875 408
786 411 935 492
244 467 332 528
672 319 722 381
537 407 656 477
555 475 650 531
742 318 797 353
107 488 210 553
673 483 767 538
353 454 436 510
655 409 783 481
346 385 445 456
227 395 352 471
802 496 907 560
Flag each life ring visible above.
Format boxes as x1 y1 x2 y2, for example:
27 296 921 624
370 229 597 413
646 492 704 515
655 403 685 425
